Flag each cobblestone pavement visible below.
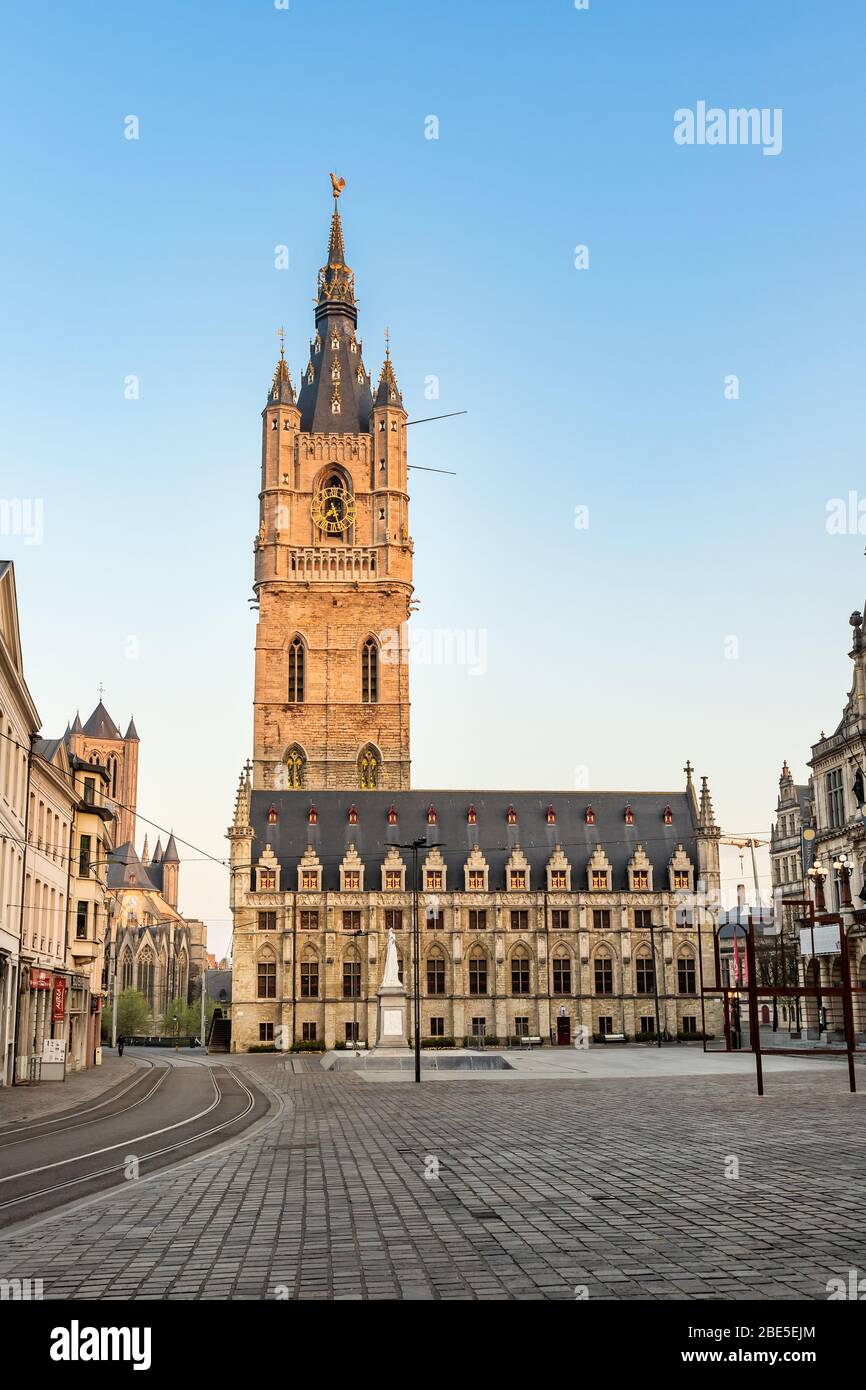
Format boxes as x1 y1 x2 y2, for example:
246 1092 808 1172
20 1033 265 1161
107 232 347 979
0 1056 863 1300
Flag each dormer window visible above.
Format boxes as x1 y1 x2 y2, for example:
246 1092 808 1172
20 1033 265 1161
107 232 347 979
331 360 340 381
259 869 276 891
663 805 673 825
308 804 318 825
591 869 608 890
550 869 567 890
357 369 364 384
331 396 340 414
267 804 278 825
307 366 315 384
585 806 595 825
426 869 443 891
506 804 517 825
672 868 691 890
510 868 527 890
350 339 357 353
427 805 437 825
331 334 339 350
348 805 358 825
546 805 556 824
624 805 634 825
313 334 321 353
387 805 398 825
467 805 477 824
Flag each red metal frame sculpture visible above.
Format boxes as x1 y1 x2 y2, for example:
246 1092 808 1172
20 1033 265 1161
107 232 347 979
698 897 862 1096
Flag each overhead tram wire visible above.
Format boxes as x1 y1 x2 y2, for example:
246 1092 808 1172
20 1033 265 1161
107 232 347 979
0 726 230 870
405 409 465 473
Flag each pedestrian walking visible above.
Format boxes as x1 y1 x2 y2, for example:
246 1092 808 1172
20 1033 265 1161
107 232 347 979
117 1036 125 1057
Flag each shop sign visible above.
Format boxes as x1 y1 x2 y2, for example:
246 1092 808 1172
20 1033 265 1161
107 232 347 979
30 968 52 990
52 977 68 1021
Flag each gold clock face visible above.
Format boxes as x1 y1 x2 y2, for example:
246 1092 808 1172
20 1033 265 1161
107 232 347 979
311 484 355 534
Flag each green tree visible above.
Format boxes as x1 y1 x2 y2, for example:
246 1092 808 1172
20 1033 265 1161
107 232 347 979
116 988 152 1039
162 998 189 1037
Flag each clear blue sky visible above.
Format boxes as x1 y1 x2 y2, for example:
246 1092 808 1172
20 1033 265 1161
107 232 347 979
2 1 864 953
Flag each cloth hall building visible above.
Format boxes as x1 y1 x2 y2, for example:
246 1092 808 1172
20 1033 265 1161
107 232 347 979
228 182 724 1051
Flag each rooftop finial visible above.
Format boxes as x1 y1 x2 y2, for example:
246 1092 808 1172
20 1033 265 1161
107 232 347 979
277 325 285 360
97 681 105 701
330 171 346 201
384 325 391 360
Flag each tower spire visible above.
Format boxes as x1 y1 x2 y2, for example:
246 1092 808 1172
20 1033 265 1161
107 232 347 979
268 325 296 405
316 173 356 328
375 326 403 406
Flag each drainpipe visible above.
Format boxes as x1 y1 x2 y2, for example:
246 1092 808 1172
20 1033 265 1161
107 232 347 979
12 734 35 1084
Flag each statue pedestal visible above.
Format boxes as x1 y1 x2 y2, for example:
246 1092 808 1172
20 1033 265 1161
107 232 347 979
375 983 409 1049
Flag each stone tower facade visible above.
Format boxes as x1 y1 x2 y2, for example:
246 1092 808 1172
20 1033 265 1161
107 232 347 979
252 182 413 793
67 701 139 846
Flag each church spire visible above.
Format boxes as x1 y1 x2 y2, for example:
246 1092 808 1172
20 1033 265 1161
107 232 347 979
268 327 296 405
315 173 356 328
375 328 403 407
297 175 373 434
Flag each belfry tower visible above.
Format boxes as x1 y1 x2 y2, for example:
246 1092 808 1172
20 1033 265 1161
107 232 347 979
252 177 413 793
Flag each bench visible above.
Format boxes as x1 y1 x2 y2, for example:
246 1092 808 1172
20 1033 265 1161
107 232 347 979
599 1032 626 1044
520 1035 543 1049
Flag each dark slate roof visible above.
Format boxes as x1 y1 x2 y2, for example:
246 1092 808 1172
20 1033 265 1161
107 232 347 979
34 737 63 763
296 319 373 434
107 841 159 892
81 700 122 741
124 716 139 742
206 969 232 1005
249 790 698 893
162 832 180 863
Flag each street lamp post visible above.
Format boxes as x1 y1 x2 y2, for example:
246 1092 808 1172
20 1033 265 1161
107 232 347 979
349 927 368 1054
396 837 430 1084
807 865 827 1035
649 917 662 1047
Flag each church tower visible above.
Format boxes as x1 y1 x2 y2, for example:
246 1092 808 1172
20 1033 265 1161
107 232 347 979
68 702 139 846
252 179 413 792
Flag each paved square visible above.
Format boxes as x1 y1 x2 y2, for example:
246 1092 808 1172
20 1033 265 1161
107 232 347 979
0 1055 863 1300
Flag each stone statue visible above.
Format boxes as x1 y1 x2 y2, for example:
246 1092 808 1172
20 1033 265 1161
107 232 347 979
381 926 401 988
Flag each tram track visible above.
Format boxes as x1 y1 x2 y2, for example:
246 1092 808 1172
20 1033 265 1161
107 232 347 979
0 1057 263 1228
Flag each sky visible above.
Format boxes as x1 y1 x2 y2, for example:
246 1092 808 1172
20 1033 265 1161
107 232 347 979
1 1 864 955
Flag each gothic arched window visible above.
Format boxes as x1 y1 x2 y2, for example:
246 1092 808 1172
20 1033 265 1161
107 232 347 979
137 951 155 1008
285 745 305 790
361 638 378 704
359 746 379 790
288 637 305 704
121 950 133 992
